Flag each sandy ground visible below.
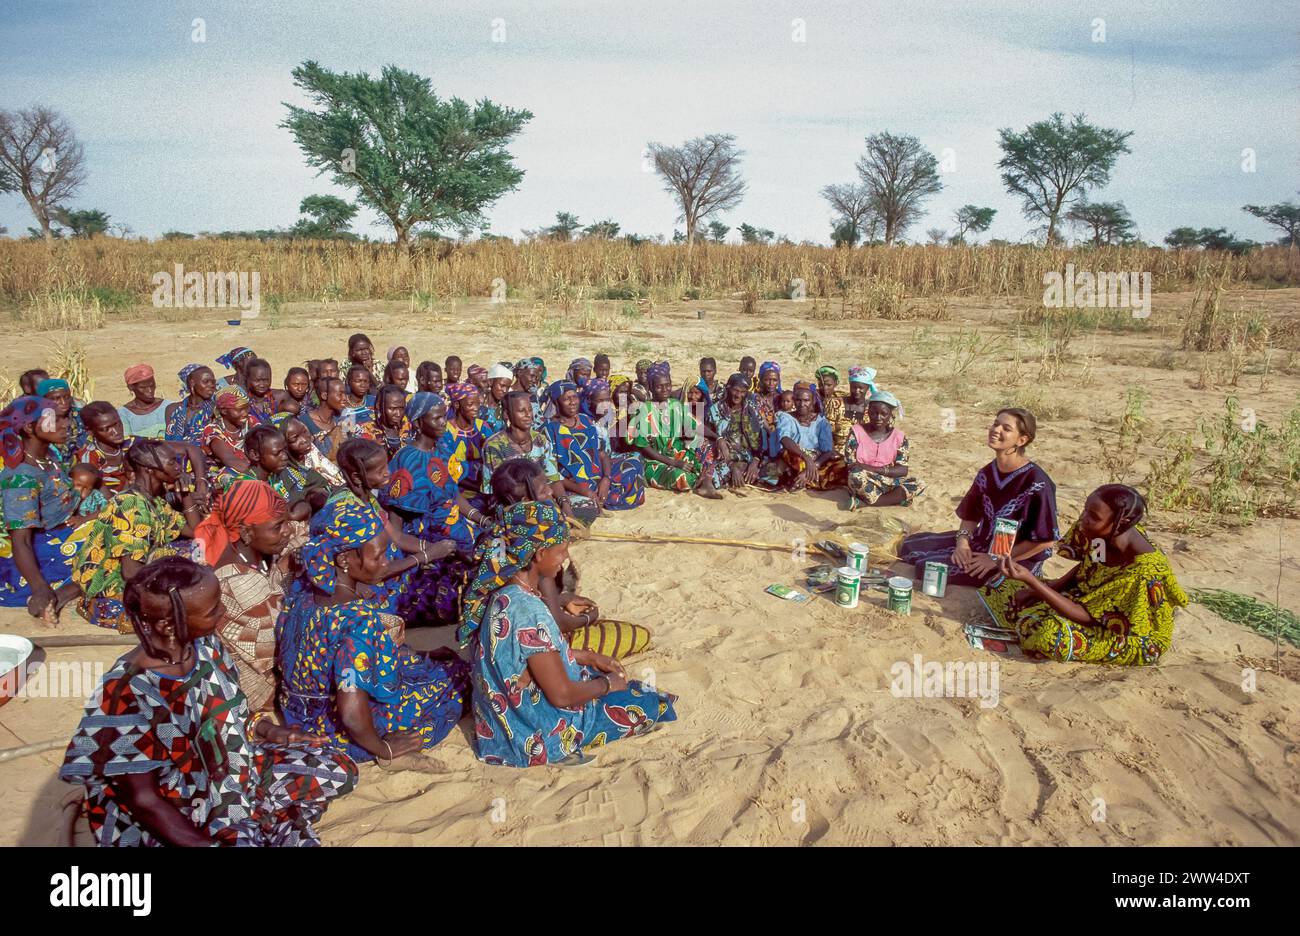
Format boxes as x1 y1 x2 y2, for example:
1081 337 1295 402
2 291 1298 846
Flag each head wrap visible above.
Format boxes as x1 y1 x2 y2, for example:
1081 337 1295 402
178 363 202 395
868 388 903 417
646 361 671 384
192 479 288 565
487 363 514 381
124 363 154 387
815 365 840 382
579 378 610 418
725 372 750 390
529 357 547 383
386 345 404 362
635 358 653 375
445 382 479 404
609 374 631 389
566 358 593 387
215 385 249 410
467 364 488 382
270 411 298 430
758 361 783 394
405 392 445 422
848 366 878 388
216 347 254 370
514 358 533 373
299 502 383 595
547 380 579 405
0 396 56 467
456 500 570 646
37 378 70 397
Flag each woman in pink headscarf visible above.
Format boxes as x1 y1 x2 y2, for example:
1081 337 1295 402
117 363 173 440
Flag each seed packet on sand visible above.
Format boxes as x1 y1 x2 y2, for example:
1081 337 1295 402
989 517 1019 558
766 583 812 604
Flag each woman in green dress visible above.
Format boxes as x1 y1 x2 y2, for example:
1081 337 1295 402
630 363 723 498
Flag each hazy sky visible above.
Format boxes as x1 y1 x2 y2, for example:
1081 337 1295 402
2 0 1296 244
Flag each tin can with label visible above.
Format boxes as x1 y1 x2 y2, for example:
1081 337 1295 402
922 561 948 598
848 542 870 573
887 576 913 614
835 567 862 608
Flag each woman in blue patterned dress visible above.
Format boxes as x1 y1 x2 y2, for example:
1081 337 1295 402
278 502 471 762
543 380 645 511
381 393 490 626
165 364 218 443
461 500 677 767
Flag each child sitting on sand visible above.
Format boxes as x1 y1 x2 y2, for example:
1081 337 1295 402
70 464 110 519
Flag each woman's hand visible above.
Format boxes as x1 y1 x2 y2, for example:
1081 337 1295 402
602 670 629 693
965 553 1000 577
564 596 599 620
999 554 1035 584
262 722 328 746
742 460 760 484
596 477 611 505
950 537 973 570
587 653 626 679
27 585 57 624
380 730 425 760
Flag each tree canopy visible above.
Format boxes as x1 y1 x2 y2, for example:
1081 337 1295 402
853 132 942 245
647 134 746 249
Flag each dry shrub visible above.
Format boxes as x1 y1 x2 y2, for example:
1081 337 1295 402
47 335 94 400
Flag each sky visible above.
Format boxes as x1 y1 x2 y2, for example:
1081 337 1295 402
1 0 1297 245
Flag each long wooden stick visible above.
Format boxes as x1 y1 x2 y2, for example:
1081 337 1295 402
583 530 900 560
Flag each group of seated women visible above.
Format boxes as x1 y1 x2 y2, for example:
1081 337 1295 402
0 332 1187 845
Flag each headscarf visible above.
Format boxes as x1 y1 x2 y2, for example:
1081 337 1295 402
867 388 904 418
815 365 840 383
579 378 610 418
456 500 570 646
487 363 513 381
467 364 488 383
215 385 249 410
299 502 383 595
513 358 533 373
635 358 653 378
529 357 547 383
178 363 202 395
216 347 253 370
37 378 70 397
566 357 593 386
386 345 404 362
405 392 445 422
645 361 671 385
725 372 750 390
192 479 288 565
547 380 578 405
609 374 631 389
0 396 56 467
848 366 878 389
124 364 154 387
445 382 479 404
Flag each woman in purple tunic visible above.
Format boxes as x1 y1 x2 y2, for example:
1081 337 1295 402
899 407 1058 588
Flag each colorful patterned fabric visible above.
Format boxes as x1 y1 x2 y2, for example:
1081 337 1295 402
277 598 470 762
979 523 1189 665
123 363 154 387
198 421 249 486
822 390 852 451
60 634 357 846
69 490 187 611
457 500 569 646
844 430 924 507
355 415 414 459
165 397 215 443
404 392 444 422
73 441 131 493
215 559 287 711
193 479 287 565
0 396 52 467
301 497 384 596
470 585 677 767
481 428 561 495
446 417 490 492
75 487 109 517
1 458 75 531
0 526 74 606
215 386 249 411
567 619 653 659
543 414 645 510
709 392 766 463
247 392 276 427
629 398 719 491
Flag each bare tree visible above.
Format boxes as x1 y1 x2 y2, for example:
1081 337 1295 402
925 227 947 246
819 182 879 245
647 134 746 249
0 107 87 243
854 132 943 245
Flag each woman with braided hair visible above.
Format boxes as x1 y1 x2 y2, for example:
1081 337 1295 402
977 485 1188 666
59 556 357 846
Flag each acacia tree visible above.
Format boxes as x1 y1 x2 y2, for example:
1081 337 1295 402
1066 201 1136 246
53 207 110 238
0 106 87 243
282 61 531 248
706 220 730 243
291 194 358 239
819 181 878 246
952 205 996 243
1242 198 1300 248
582 218 620 239
853 132 942 245
544 211 582 241
997 112 1132 245
647 133 746 249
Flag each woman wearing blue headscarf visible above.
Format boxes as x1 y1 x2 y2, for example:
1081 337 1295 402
544 380 645 511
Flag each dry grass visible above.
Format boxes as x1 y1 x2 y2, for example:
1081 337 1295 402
2 240 1295 315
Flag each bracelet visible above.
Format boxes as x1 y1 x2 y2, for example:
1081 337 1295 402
600 674 612 696
247 711 274 739
381 739 394 762
955 529 972 540
580 611 592 626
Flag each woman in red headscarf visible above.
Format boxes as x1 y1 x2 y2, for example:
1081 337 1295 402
199 479 296 711
117 363 173 440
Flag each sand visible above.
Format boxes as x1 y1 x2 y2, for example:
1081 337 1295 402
2 291 1298 846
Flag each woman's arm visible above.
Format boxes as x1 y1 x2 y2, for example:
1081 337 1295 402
208 436 251 472
9 528 53 610
1002 556 1093 625
335 686 423 758
111 772 216 847
526 651 623 708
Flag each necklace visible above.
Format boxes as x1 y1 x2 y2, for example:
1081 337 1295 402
510 573 541 596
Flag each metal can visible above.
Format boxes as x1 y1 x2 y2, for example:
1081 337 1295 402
922 561 948 598
835 567 861 608
887 576 913 614
848 542 870 573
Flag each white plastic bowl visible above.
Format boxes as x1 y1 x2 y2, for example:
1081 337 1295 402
0 634 35 705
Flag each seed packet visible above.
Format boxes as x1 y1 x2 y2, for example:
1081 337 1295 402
766 583 812 604
989 517 1019 557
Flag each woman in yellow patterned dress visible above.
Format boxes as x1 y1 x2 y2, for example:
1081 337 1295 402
977 484 1187 666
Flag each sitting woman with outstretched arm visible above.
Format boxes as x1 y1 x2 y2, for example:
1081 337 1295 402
977 484 1188 665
